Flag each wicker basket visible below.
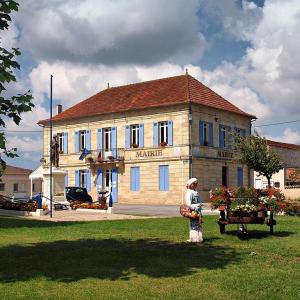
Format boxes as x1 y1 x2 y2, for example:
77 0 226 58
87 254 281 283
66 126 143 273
180 204 200 220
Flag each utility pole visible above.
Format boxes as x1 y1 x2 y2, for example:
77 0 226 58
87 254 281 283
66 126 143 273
49 74 53 218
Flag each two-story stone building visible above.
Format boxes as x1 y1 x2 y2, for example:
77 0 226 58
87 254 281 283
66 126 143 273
38 74 255 204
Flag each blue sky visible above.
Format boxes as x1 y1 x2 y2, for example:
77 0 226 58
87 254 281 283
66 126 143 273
1 0 300 170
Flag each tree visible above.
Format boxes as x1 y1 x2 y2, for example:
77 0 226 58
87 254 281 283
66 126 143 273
235 131 283 187
0 0 34 176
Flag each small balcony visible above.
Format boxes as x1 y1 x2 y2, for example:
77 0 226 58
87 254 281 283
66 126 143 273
85 149 125 165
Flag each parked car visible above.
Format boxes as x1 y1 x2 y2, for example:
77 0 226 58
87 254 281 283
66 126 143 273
65 187 93 203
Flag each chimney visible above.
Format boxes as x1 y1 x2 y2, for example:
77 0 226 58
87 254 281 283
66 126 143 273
56 104 62 114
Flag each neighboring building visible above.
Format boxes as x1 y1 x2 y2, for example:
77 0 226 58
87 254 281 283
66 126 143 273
253 140 300 200
38 74 255 204
0 165 41 198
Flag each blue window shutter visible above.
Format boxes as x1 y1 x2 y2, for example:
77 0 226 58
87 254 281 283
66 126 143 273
242 129 246 138
130 167 135 191
97 168 103 191
63 132 68 153
75 170 79 186
86 170 91 192
159 166 164 191
219 125 223 148
112 127 117 157
136 167 140 191
168 121 173 146
97 128 102 151
164 166 169 191
86 130 91 150
74 131 79 152
237 167 243 187
112 168 118 203
139 124 144 148
199 121 204 145
209 123 214 146
125 125 130 149
64 173 68 187
228 127 232 148
153 122 158 147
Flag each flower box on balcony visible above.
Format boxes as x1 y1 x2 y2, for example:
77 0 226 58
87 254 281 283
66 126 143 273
160 142 168 147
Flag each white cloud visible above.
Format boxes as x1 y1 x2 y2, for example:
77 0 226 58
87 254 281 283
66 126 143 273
6 135 43 153
266 128 300 145
16 0 205 65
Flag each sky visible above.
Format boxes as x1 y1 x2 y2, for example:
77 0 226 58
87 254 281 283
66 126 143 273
1 0 300 170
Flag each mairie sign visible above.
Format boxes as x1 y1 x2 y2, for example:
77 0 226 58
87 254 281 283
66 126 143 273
136 150 163 158
217 150 233 158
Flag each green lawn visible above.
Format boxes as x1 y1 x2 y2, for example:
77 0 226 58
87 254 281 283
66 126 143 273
0 215 299 300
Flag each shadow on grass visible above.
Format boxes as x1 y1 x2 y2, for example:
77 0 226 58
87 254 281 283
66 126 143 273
0 216 85 228
0 238 241 282
224 229 295 239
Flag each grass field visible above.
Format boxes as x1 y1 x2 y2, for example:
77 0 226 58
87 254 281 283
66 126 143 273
0 215 299 300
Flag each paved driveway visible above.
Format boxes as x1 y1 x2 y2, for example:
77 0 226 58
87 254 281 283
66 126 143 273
113 203 218 217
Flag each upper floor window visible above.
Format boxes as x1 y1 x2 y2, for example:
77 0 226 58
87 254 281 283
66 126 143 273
103 128 112 151
219 125 231 148
57 133 64 153
200 121 213 146
159 121 168 144
131 125 139 147
79 130 86 151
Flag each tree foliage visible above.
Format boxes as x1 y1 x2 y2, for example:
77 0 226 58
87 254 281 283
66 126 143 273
235 131 283 187
0 0 34 175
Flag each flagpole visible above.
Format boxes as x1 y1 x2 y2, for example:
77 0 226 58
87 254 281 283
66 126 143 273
49 74 53 218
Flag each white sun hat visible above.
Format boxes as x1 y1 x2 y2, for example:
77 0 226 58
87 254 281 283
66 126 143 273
187 178 198 187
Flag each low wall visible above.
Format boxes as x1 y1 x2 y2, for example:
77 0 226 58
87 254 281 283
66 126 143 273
0 209 49 217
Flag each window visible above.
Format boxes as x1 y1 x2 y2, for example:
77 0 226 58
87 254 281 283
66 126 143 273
159 165 169 191
32 183 35 192
79 170 88 188
219 125 231 148
131 125 140 147
237 167 243 187
159 121 168 144
13 183 18 192
57 133 64 153
0 183 5 191
200 121 213 146
105 169 113 192
79 130 86 151
104 128 112 151
130 167 140 191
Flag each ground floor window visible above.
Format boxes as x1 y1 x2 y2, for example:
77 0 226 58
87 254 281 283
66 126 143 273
159 165 169 191
130 167 140 191
105 169 113 193
13 183 18 192
0 183 5 192
237 167 243 187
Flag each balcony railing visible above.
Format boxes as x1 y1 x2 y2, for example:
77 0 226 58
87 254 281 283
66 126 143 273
84 149 125 164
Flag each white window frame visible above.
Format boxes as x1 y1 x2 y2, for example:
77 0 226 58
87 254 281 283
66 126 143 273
13 183 18 192
79 170 88 189
103 128 112 151
57 133 64 153
79 130 86 151
131 125 139 147
159 121 168 144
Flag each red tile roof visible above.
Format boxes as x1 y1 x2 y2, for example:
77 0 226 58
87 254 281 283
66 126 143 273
3 165 32 175
267 140 300 151
38 74 255 125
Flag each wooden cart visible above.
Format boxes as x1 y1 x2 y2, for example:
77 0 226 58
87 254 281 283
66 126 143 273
217 197 277 235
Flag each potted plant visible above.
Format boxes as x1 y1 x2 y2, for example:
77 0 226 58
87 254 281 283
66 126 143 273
108 155 114 161
160 141 168 147
132 143 139 148
85 154 94 163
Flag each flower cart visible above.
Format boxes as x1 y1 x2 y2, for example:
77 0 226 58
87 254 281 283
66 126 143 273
210 187 286 236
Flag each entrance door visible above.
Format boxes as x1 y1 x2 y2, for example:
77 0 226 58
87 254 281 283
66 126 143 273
105 168 118 203
222 166 228 187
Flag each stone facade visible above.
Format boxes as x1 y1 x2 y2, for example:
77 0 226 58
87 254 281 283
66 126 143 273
41 103 252 204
